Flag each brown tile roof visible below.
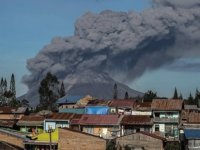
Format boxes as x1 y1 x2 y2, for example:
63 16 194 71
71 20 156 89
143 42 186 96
121 115 152 125
78 114 121 126
109 99 137 108
47 113 74 120
151 99 183 111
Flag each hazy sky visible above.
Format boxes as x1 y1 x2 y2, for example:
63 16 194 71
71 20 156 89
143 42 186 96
0 0 200 98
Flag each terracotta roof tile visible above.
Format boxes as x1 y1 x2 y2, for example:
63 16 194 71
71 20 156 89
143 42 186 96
151 99 183 111
121 115 152 125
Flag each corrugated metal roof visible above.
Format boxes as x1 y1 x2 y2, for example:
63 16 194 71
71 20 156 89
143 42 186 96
0 107 27 114
134 102 152 111
59 108 85 114
188 111 200 123
56 95 85 104
86 99 110 106
184 129 200 139
184 105 198 110
121 115 152 125
78 114 121 126
17 114 44 126
151 99 183 111
109 99 136 107
46 113 74 120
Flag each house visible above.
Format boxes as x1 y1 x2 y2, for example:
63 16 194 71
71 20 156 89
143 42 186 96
17 113 45 133
182 111 200 129
121 115 153 135
184 129 200 150
116 131 166 150
56 95 86 109
77 114 122 139
0 106 28 128
24 128 58 150
151 99 183 140
132 102 152 116
59 128 106 150
44 113 74 131
109 99 137 115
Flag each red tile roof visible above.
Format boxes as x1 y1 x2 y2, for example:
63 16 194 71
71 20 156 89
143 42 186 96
109 99 137 108
78 114 121 126
151 99 183 111
121 115 152 125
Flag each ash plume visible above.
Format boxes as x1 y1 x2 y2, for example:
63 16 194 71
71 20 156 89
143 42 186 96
23 0 200 99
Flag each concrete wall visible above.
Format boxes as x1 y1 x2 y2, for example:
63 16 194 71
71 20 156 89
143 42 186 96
116 133 164 150
59 128 106 150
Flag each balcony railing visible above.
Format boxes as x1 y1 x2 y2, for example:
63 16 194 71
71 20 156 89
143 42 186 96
154 117 179 123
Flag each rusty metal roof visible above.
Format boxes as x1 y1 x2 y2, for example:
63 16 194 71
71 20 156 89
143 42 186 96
0 107 27 114
134 102 152 111
86 99 110 106
78 114 121 126
109 99 137 108
121 115 152 125
151 99 183 111
46 113 74 120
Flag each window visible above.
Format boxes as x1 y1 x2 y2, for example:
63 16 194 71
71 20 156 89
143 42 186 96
155 124 159 131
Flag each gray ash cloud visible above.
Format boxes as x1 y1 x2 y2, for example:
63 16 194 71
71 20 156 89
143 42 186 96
23 0 200 91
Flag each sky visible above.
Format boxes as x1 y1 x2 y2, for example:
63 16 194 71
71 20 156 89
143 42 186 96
0 0 200 98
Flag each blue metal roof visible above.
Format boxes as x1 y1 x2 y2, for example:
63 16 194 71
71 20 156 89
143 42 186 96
85 106 109 115
56 95 85 104
184 129 200 139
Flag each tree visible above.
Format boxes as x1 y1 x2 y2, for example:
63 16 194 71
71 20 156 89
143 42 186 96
195 89 200 107
38 72 60 110
9 73 16 98
3 79 7 93
20 99 29 107
113 83 118 99
187 92 195 105
173 87 178 99
124 91 129 99
143 90 157 102
179 93 183 100
59 81 65 97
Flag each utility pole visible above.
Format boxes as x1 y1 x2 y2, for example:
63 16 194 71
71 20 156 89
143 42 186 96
48 126 53 150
